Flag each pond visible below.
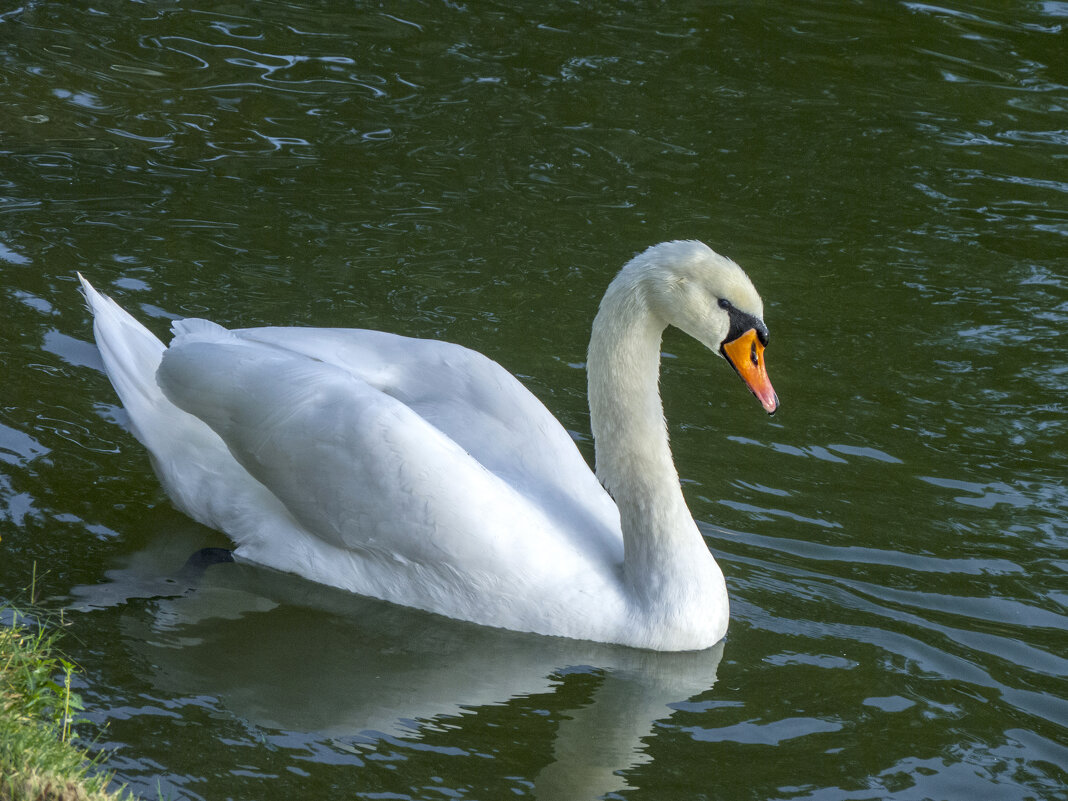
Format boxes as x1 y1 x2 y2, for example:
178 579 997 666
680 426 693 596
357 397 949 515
1 1 1065 799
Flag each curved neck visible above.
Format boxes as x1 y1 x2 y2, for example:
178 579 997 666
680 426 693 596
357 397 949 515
586 273 714 603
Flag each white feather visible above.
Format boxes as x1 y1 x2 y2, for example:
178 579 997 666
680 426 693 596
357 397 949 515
78 241 773 650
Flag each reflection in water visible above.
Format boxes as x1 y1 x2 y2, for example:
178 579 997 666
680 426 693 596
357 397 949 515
71 532 723 801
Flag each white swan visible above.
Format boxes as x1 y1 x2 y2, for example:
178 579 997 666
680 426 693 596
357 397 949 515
79 240 777 651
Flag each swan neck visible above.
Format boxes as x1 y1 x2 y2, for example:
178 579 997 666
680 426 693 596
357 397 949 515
586 274 710 591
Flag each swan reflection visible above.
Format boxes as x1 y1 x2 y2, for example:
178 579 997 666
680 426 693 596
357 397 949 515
72 529 725 800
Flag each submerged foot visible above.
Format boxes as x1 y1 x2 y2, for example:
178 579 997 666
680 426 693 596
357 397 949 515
178 547 235 583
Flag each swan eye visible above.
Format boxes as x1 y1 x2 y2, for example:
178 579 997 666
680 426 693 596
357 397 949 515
718 298 731 310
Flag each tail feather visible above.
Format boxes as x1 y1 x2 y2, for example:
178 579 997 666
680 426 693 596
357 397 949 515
77 274 167 446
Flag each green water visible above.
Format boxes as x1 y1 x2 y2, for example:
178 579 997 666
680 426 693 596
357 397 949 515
1 0 1066 798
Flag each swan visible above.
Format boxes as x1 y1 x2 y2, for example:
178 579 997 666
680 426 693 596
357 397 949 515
79 240 777 651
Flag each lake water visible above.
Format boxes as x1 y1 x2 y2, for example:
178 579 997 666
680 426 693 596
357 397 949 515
1 1 1066 799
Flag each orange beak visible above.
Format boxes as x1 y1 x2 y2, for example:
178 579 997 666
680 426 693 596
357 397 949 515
721 328 779 414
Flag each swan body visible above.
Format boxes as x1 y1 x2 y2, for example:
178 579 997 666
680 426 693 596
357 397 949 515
80 241 777 651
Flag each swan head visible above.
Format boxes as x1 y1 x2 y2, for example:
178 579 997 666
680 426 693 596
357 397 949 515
625 240 779 414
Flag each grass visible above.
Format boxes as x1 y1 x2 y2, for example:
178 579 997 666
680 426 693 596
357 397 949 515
1 581 132 801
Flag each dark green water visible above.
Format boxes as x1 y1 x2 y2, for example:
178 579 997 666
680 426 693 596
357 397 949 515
2 1 1066 798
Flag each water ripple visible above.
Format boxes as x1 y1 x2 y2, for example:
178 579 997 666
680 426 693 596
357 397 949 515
2 0 1066 799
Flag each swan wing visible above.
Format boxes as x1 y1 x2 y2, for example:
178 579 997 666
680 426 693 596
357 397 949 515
157 329 621 590
224 325 622 560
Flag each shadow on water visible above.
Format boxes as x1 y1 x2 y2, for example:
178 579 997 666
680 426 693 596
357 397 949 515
69 531 723 801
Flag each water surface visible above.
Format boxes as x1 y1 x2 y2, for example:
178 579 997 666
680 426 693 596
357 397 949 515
1 1 1066 799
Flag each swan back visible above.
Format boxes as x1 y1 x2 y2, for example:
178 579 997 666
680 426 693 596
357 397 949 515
152 322 634 640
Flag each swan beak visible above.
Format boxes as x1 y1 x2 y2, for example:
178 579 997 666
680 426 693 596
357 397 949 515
721 329 779 414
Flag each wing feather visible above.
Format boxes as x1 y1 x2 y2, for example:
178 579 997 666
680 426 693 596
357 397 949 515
156 335 618 589
232 326 621 560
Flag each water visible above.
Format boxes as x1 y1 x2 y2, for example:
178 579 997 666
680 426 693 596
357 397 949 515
2 0 1066 798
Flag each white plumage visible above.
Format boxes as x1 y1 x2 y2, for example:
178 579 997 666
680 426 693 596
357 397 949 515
80 240 777 651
